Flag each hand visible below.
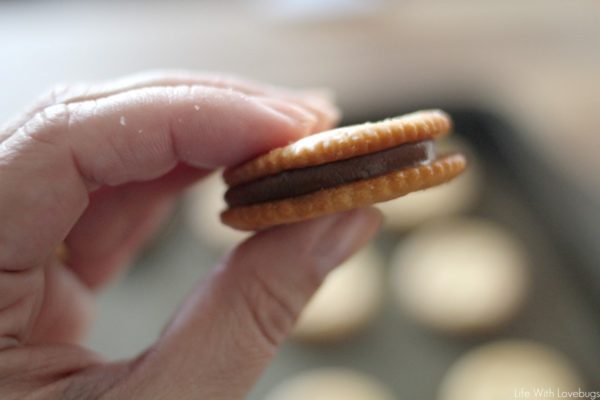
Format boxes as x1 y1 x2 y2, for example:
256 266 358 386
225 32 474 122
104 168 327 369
0 71 382 399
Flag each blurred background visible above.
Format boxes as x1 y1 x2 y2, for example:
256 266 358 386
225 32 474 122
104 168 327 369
1 1 598 398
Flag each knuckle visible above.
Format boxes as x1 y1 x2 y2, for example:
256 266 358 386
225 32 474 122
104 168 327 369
36 83 86 110
13 83 84 144
43 82 91 105
22 104 72 144
43 84 73 104
0 84 78 140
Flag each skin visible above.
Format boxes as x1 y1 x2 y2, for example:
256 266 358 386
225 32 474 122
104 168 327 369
0 71 382 399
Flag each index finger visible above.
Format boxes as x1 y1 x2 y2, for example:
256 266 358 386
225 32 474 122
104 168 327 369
0 84 319 272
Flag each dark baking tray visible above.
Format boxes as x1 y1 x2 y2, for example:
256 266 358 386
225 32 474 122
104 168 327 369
249 108 600 399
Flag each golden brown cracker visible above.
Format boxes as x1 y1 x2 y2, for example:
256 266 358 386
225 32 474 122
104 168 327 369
224 110 451 187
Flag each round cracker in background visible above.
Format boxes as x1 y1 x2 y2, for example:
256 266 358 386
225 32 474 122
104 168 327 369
439 340 584 400
264 368 395 400
390 217 529 335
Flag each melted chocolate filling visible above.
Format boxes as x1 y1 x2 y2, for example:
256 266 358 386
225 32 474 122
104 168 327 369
225 140 434 207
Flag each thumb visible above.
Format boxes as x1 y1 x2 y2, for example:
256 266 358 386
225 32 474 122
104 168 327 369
115 208 382 399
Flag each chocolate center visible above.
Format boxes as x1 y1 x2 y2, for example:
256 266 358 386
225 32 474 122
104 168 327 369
225 140 435 207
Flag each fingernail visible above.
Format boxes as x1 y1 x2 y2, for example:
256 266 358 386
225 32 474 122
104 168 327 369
313 208 382 278
303 97 341 124
258 98 318 133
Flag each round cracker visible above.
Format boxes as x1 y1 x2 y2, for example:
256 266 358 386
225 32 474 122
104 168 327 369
390 217 529 335
264 368 395 400
439 340 584 400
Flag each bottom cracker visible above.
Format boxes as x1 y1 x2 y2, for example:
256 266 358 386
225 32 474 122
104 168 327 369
221 153 467 231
